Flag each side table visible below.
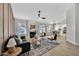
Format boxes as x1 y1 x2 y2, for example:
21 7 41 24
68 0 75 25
4 47 22 56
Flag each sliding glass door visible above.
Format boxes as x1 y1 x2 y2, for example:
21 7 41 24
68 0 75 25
15 19 28 40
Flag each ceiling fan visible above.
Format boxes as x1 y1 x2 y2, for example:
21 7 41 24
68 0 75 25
38 10 46 19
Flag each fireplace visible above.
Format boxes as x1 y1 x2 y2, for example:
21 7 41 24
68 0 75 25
30 32 36 38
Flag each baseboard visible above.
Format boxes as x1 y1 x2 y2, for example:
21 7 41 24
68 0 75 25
66 40 79 46
75 43 79 46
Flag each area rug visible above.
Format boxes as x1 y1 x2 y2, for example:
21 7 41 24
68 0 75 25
20 38 60 56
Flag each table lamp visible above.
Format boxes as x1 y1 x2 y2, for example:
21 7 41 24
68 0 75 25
7 38 17 54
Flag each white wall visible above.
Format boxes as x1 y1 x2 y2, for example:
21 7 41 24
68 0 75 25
75 4 79 45
66 4 76 44
67 4 79 46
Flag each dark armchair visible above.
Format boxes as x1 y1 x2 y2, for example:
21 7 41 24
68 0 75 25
16 42 30 55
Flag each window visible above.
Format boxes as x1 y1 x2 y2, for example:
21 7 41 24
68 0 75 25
39 25 46 33
17 23 27 35
47 25 52 33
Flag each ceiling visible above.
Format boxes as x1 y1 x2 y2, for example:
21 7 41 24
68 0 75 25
11 3 73 24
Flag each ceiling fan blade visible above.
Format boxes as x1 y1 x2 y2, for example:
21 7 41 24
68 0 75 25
38 14 40 17
38 10 41 17
41 17 46 19
39 10 41 13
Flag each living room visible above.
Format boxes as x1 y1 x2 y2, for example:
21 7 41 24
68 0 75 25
0 3 79 56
